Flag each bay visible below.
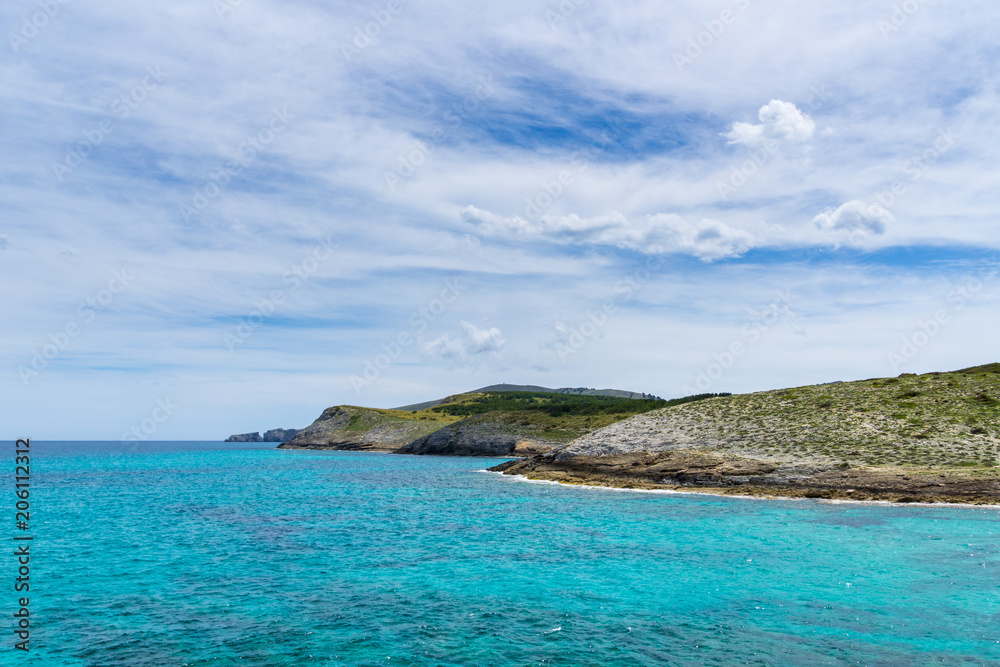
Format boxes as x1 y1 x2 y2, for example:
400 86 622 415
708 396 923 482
10 441 1000 665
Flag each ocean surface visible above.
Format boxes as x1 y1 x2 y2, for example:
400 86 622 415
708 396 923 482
7 440 1000 666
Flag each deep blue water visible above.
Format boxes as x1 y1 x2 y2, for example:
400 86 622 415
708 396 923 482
5 441 1000 666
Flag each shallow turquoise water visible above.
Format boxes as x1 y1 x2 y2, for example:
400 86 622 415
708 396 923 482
8 441 1000 665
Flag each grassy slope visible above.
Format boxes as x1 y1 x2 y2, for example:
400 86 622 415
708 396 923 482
662 364 1000 469
425 391 674 417
348 406 462 426
423 391 727 442
491 410 636 443
422 409 641 444
394 385 663 410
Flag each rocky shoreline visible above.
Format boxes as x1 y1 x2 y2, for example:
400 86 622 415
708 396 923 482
489 451 1000 505
485 366 1000 505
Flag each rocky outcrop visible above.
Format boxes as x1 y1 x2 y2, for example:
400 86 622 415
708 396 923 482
263 428 299 442
225 432 263 442
226 429 300 442
278 406 445 451
398 413 560 457
490 366 1000 504
490 451 1000 504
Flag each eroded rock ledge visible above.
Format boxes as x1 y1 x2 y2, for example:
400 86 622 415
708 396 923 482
490 451 1000 505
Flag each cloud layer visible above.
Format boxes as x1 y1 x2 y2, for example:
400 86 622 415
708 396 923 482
2 0 999 437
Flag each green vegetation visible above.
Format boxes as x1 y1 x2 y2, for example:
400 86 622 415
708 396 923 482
428 391 729 418
335 406 455 431
351 406 462 425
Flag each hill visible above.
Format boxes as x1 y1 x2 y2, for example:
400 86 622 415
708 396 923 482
492 364 1000 504
393 385 661 411
280 390 721 455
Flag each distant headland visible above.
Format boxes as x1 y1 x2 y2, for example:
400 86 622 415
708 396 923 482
225 428 300 443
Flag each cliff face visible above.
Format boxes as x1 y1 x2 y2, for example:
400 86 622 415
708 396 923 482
398 413 560 457
491 365 1000 504
278 406 446 451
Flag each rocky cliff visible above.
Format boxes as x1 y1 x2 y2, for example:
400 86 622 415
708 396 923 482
263 428 299 442
225 432 263 442
398 413 562 457
278 406 446 451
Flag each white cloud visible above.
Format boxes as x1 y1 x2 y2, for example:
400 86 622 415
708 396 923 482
461 206 753 261
422 320 505 365
812 200 893 236
724 100 816 146
461 320 506 355
657 216 755 261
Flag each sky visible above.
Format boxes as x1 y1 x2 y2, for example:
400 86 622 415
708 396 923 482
2 0 998 440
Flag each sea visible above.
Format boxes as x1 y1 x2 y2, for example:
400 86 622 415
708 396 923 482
6 440 999 666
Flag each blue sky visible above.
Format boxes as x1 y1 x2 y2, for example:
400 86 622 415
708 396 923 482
2 0 998 439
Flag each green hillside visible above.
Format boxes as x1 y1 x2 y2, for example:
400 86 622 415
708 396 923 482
428 390 727 420
681 364 1000 468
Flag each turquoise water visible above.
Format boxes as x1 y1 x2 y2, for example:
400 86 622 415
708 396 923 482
8 441 1000 665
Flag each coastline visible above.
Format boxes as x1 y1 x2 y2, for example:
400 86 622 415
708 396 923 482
276 442 400 452
488 452 1000 506
275 444 518 457
483 470 1000 509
